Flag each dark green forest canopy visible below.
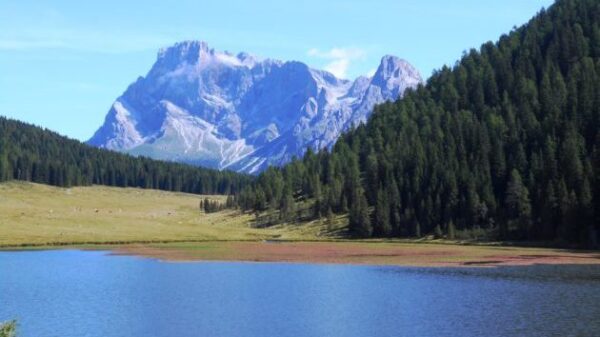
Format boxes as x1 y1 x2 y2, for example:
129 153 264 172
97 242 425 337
239 0 600 244
0 117 252 195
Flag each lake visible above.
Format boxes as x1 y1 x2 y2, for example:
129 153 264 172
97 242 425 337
1 250 600 337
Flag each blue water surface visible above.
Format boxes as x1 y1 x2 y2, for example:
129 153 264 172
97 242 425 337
1 250 599 337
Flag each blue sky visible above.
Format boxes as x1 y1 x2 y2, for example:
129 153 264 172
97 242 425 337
0 0 554 141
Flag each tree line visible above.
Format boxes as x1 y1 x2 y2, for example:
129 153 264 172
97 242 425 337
238 0 600 246
0 117 252 195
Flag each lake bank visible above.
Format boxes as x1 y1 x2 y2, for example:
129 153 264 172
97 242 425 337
4 240 598 268
109 241 600 267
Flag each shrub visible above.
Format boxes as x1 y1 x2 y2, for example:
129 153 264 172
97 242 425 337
0 320 17 337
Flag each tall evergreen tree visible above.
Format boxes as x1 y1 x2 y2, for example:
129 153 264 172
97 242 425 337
374 188 392 236
505 169 532 238
349 189 372 237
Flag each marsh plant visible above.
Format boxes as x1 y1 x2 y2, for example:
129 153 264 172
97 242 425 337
0 321 16 337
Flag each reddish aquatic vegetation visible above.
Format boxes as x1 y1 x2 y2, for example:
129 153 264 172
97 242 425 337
111 241 600 267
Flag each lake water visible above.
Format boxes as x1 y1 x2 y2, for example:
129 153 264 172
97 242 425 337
1 250 600 337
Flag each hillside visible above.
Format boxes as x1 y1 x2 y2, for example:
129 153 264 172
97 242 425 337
0 181 330 247
0 116 251 194
239 0 600 246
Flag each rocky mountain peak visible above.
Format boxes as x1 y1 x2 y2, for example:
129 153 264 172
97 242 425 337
88 41 423 173
371 55 423 98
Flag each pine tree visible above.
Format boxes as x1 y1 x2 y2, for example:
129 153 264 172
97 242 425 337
505 169 532 237
326 207 335 231
434 224 443 239
349 189 372 238
0 138 8 182
225 195 236 209
448 220 456 240
386 178 401 234
204 197 211 213
280 187 295 221
254 188 267 211
374 188 391 236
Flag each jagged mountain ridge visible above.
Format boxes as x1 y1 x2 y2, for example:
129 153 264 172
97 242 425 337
88 41 422 173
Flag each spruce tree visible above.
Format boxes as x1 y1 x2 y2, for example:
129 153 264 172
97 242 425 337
349 189 372 238
505 169 532 237
280 187 295 221
374 188 391 236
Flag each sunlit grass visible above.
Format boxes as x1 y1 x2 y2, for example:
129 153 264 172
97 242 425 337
0 181 326 247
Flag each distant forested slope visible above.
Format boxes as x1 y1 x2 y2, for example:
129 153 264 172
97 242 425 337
239 0 600 245
0 117 251 194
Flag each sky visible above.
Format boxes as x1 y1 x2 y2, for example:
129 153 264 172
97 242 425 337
0 0 555 141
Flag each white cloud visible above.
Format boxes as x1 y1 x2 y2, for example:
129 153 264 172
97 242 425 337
366 68 377 77
307 47 366 78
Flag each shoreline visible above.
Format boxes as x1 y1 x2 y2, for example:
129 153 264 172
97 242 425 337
1 236 595 250
3 240 599 268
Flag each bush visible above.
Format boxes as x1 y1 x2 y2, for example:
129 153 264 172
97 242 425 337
0 320 17 337
454 226 495 241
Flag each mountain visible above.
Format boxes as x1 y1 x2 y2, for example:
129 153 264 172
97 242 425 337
87 41 422 173
239 0 599 245
0 116 251 194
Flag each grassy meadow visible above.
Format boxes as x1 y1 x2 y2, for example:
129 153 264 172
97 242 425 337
0 181 335 247
1 181 598 267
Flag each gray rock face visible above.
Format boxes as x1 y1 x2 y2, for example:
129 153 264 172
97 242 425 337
88 41 422 173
